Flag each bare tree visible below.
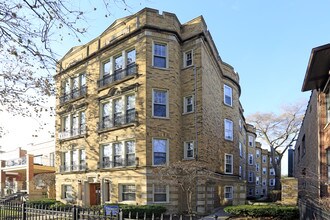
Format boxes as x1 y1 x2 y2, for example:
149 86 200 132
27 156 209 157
154 160 213 215
0 0 130 131
248 102 305 190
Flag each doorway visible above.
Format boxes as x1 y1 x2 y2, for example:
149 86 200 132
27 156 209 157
89 183 101 206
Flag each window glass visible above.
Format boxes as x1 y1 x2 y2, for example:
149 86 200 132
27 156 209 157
185 142 194 159
103 61 111 76
185 51 192 67
127 50 136 65
154 43 167 68
224 85 233 106
153 139 167 165
225 154 233 173
153 90 167 117
113 143 123 167
224 186 233 199
122 185 136 201
224 119 233 140
184 96 194 113
154 185 167 202
126 141 135 166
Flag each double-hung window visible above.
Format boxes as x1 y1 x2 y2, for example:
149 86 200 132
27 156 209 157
113 99 123 126
184 141 194 159
248 154 254 165
256 163 260 172
262 155 267 163
183 95 194 114
153 89 168 118
256 150 260 158
63 151 70 172
126 141 136 166
127 50 137 75
269 179 275 186
184 50 193 67
60 73 86 103
153 139 167 165
63 185 73 200
225 154 233 174
101 141 136 168
224 186 233 199
126 95 136 123
102 144 111 168
248 171 254 182
262 167 267 175
262 179 266 186
153 43 167 68
248 135 254 147
270 168 275 176
113 143 123 167
239 142 243 157
224 84 233 106
121 185 136 201
256 176 260 185
224 119 233 141
153 185 168 203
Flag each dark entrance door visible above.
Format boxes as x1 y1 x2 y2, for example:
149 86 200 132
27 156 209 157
90 183 101 206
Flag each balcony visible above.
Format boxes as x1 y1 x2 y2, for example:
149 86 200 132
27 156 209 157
97 64 137 88
5 157 27 167
60 162 86 173
100 158 136 169
60 85 87 104
59 126 86 140
99 110 136 130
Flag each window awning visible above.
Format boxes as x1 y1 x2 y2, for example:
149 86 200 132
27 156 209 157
302 44 330 91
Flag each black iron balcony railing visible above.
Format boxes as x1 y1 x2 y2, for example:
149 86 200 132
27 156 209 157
5 157 27 167
60 85 87 104
99 109 136 130
60 162 86 172
100 158 136 169
59 125 86 140
97 64 137 88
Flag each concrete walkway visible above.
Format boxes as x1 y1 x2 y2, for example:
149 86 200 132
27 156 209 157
199 207 231 220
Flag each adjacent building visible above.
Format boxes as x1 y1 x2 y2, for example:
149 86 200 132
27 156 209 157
55 8 276 213
0 140 55 200
295 43 330 219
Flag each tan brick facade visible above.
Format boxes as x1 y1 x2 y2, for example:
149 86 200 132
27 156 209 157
55 8 270 213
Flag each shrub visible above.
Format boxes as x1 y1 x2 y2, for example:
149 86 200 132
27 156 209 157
26 199 57 207
224 204 299 220
104 204 166 217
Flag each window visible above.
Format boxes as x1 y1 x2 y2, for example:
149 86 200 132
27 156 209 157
248 171 254 182
248 188 254 196
248 135 254 147
121 185 136 201
239 119 242 132
99 49 137 87
239 142 243 157
99 94 136 129
63 185 73 200
326 90 330 123
60 73 86 104
224 186 233 199
224 119 233 141
126 141 136 166
262 179 267 186
153 185 168 203
256 176 260 185
302 135 306 157
153 43 167 68
225 154 233 174
153 89 168 118
248 154 254 165
224 84 233 106
239 165 242 177
184 141 194 159
62 151 70 172
255 189 259 195
262 155 267 163
101 141 136 168
269 179 275 186
256 150 260 158
153 139 168 165
183 96 194 113
184 50 193 67
59 110 86 139
262 167 267 175
49 153 55 167
256 163 259 172
270 168 275 176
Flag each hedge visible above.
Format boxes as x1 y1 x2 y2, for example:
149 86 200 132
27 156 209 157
107 204 167 217
224 205 299 220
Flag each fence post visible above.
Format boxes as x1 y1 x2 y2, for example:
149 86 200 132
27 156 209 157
72 205 78 220
22 201 27 220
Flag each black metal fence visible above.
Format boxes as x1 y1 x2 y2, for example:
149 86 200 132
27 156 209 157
0 201 202 220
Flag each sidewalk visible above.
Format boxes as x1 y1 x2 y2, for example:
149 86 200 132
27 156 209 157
199 207 231 220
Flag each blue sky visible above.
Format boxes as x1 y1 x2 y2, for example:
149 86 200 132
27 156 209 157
1 1 329 163
60 0 330 115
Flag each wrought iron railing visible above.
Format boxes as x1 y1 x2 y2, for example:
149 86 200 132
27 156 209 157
97 64 137 88
59 125 86 140
100 158 136 169
60 162 86 172
99 110 136 130
5 157 27 167
60 85 87 104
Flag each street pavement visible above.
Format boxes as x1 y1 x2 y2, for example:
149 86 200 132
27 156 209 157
199 207 231 220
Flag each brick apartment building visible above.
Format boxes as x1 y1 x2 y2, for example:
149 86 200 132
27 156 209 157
55 8 274 213
295 43 330 219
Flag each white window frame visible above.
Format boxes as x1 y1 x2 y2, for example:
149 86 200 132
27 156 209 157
248 135 254 147
152 89 169 118
248 171 254 183
239 165 242 177
152 138 169 166
224 84 233 106
239 142 243 157
239 119 242 132
262 155 267 163
256 176 260 185
183 95 194 114
248 188 253 196
120 184 136 202
256 163 260 172
224 186 233 199
62 184 73 200
152 42 168 69
248 154 254 165
184 141 194 160
262 179 267 186
269 179 275 186
224 119 233 141
225 154 233 174
153 184 169 203
183 50 193 67
256 150 260 158
262 167 267 175
270 168 275 176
